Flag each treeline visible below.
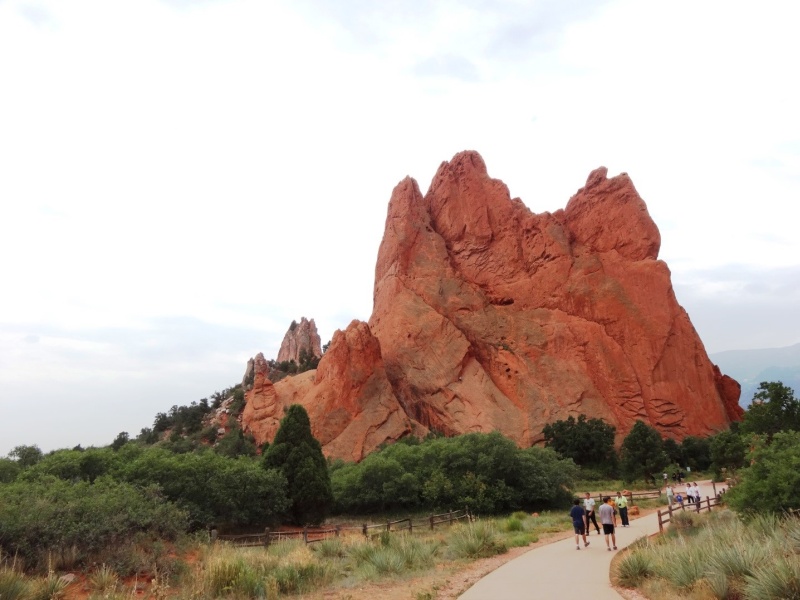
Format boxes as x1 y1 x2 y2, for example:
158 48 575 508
1 412 578 570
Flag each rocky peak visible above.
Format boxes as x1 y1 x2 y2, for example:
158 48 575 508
276 317 322 364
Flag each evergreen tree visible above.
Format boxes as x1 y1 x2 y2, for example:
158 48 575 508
263 404 332 525
541 414 616 471
619 420 668 484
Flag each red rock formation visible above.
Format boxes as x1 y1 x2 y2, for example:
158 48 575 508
243 322 415 461
242 151 742 459
276 317 322 364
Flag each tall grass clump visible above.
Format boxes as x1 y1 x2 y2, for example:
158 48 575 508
88 564 119 594
446 521 506 559
503 517 523 532
344 533 439 580
0 568 30 600
744 559 800 600
616 551 654 588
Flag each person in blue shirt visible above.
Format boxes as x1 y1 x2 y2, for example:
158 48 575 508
570 498 590 550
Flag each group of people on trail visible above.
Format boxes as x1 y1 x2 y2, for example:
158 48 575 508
666 482 702 507
569 492 629 552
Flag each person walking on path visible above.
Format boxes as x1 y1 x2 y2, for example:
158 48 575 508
598 496 617 551
666 484 674 506
691 482 701 505
616 491 629 526
569 498 590 550
584 492 601 535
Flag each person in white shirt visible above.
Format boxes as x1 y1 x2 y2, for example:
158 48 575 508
691 483 702 505
584 492 600 535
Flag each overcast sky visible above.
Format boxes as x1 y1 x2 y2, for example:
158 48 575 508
1 0 799 455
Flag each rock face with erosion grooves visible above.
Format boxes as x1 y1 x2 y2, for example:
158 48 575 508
242 151 743 460
276 317 322 364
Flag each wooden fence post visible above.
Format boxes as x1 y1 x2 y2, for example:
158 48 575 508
712 482 717 497
335 525 340 537
387 520 391 532
658 509 663 533
303 527 308 544
362 523 368 538
264 528 270 548
668 503 673 522
430 515 434 530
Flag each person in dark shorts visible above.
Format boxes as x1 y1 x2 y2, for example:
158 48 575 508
570 498 589 550
584 492 601 535
598 496 617 551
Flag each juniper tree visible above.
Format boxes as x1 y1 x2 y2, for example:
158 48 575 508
263 404 333 525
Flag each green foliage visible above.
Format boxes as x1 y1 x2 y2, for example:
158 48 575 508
710 429 747 474
0 458 21 483
620 421 668 484
110 431 129 451
331 431 576 514
22 447 114 483
726 430 800 514
118 447 289 528
741 381 800 438
0 476 187 567
263 404 333 525
213 424 256 458
541 414 617 471
446 522 506 559
7 445 43 468
680 435 712 471
228 388 246 417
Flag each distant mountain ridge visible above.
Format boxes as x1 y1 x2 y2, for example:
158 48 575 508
711 343 800 407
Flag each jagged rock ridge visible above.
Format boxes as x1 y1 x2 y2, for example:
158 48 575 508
242 151 742 461
276 317 322 364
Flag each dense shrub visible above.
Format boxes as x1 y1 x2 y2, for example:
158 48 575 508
331 432 576 514
0 476 187 567
725 430 800 514
117 447 289 528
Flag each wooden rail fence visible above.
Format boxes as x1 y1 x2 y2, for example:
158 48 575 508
657 495 723 533
214 508 471 548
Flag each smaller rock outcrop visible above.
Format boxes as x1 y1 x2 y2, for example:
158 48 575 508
276 317 322 364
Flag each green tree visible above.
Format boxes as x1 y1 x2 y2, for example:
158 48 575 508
263 404 333 525
740 381 800 438
214 424 257 458
619 421 668 484
111 431 130 451
725 430 800 513
8 445 43 468
709 429 746 475
662 438 683 465
680 436 712 471
541 414 617 471
0 458 20 483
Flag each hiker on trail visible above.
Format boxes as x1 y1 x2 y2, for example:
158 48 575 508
598 496 617 551
676 492 684 507
584 492 601 535
685 483 693 504
616 491 629 527
570 498 589 550
663 472 668 487
666 484 674 506
691 482 701 505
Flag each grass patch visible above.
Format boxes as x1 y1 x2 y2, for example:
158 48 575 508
446 521 506 559
614 509 800 600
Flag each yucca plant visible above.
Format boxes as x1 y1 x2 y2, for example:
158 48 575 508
616 552 654 588
88 564 119 594
0 568 31 600
744 558 800 600
446 521 506 559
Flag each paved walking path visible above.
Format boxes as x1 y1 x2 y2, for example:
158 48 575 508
459 480 723 599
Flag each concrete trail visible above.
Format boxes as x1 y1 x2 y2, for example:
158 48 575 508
458 480 723 600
